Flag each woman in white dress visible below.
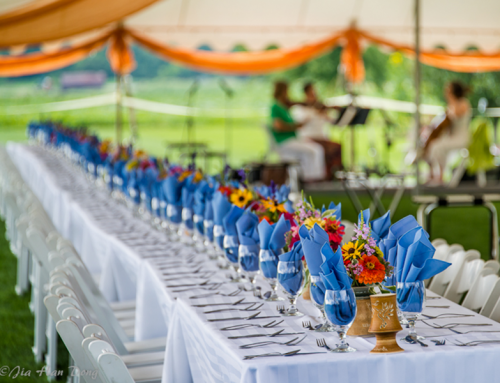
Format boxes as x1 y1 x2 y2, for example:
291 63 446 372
425 81 471 184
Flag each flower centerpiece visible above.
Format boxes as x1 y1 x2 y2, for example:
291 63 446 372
340 212 395 336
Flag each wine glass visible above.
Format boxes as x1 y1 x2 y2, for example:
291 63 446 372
213 225 230 269
259 249 284 302
397 281 426 341
224 234 244 282
239 245 260 292
310 279 333 332
277 261 305 316
324 289 357 353
203 219 218 260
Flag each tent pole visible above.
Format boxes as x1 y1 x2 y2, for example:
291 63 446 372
414 0 421 187
116 73 123 144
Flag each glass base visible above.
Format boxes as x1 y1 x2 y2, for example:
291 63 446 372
265 295 284 302
282 310 304 317
314 323 334 332
229 277 245 283
330 344 356 353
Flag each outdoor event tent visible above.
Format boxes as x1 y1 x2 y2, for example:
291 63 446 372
1 0 500 81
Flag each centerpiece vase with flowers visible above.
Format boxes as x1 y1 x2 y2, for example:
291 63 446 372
341 210 394 336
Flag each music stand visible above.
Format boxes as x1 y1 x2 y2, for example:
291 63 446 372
334 106 370 171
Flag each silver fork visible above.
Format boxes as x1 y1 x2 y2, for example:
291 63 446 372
208 312 280 322
172 283 223 293
189 289 241 299
276 305 286 314
423 321 493 329
316 338 333 351
204 303 264 314
451 339 500 347
220 319 284 331
420 313 474 320
243 349 327 360
239 335 307 349
192 298 246 308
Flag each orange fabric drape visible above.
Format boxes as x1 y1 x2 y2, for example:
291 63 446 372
0 31 112 77
340 28 365 83
358 30 500 73
107 28 136 75
126 28 345 75
0 0 158 47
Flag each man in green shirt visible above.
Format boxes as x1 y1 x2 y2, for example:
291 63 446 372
269 81 326 182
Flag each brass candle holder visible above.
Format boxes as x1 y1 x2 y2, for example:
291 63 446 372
368 293 404 354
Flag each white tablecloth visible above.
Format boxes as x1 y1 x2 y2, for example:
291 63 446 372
8 143 500 383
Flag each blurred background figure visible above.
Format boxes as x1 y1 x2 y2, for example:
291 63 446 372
269 81 326 182
423 81 472 185
293 82 343 178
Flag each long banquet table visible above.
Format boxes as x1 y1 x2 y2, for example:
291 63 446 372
7 142 500 383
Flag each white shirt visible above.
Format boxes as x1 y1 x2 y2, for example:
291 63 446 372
291 105 330 140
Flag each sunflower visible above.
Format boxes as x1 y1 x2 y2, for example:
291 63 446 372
193 171 203 183
303 217 325 229
342 241 363 261
357 255 386 285
230 188 253 208
262 198 287 213
125 159 138 171
178 170 193 181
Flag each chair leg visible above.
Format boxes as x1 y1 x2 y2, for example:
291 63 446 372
45 314 58 381
33 261 48 362
15 246 30 296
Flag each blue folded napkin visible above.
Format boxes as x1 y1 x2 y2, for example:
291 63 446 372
320 243 353 291
323 202 342 221
278 242 304 296
193 180 215 236
236 211 260 272
379 215 421 286
163 175 185 224
320 243 356 326
358 209 391 243
181 174 200 230
212 191 232 250
222 204 244 263
396 227 450 283
204 198 215 242
396 227 450 313
299 224 330 305
258 215 291 279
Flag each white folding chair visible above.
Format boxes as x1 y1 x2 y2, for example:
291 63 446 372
431 238 448 248
342 221 355 245
444 255 485 304
428 249 475 296
461 268 499 312
480 278 500 318
483 259 500 274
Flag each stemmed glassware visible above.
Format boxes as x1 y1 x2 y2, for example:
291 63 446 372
277 260 305 316
239 245 260 292
259 249 284 302
310 280 333 332
397 281 426 341
324 289 357 352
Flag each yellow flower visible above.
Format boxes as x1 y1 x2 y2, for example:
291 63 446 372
125 159 138 171
193 171 203 183
262 198 287 213
178 170 192 182
303 217 325 229
230 188 253 208
342 241 364 261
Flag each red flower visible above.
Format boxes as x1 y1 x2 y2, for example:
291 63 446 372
357 255 386 285
283 212 297 227
218 186 232 197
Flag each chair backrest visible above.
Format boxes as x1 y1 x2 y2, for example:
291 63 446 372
444 255 485 303
484 260 500 274
462 269 499 311
55 319 105 383
480 278 500 318
433 244 450 262
431 238 448 248
87 339 135 383
428 250 471 296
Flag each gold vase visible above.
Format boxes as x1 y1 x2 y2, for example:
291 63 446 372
346 286 372 337
368 293 404 353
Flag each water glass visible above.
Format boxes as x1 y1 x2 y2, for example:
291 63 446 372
396 281 426 340
259 249 284 302
324 289 357 353
277 261 305 316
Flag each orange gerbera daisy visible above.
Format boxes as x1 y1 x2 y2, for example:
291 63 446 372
357 255 386 285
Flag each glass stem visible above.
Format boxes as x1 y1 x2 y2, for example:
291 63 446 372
339 329 347 348
408 318 417 337
270 281 279 299
288 295 297 314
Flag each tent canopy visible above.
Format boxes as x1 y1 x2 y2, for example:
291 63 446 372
2 0 499 52
1 0 500 79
